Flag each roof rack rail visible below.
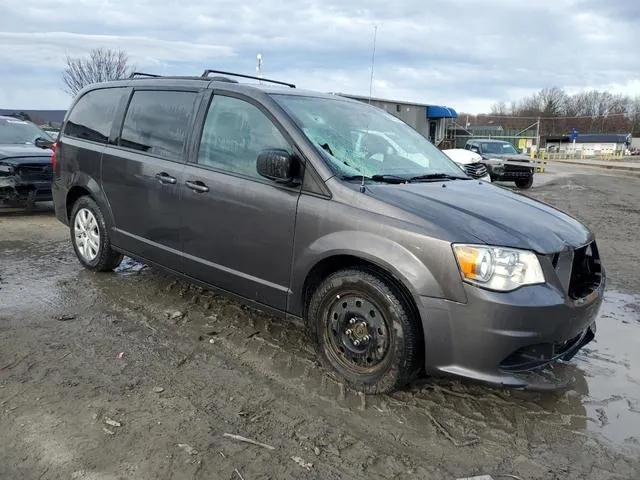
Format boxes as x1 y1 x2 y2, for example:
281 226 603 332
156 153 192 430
207 76 239 83
129 72 162 78
201 69 295 88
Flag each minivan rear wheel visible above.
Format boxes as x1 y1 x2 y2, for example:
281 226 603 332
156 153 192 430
308 268 420 394
70 196 123 272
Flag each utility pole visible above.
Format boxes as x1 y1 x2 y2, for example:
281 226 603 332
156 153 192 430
535 116 541 168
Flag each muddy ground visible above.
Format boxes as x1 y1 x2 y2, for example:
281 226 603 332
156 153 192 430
1 167 639 480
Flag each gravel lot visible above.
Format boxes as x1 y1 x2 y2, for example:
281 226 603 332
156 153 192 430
1 166 639 480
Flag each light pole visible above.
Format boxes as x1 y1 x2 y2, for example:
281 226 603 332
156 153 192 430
256 53 263 83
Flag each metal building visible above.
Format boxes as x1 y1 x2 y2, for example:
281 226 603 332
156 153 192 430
334 93 458 147
544 133 631 156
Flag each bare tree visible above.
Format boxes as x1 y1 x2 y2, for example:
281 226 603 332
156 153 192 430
62 48 134 96
537 87 567 117
490 101 508 116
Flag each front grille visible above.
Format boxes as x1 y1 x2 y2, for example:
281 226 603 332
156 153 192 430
504 164 532 176
463 162 488 179
16 164 52 182
552 241 602 299
568 242 602 299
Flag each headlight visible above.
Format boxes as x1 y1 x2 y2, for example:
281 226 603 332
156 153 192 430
452 244 545 291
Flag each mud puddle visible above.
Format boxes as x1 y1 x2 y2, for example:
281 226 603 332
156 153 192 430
570 290 640 445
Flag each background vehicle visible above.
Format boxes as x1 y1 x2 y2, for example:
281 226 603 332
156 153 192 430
0 116 55 207
353 129 432 167
52 70 603 394
441 148 491 182
465 138 534 189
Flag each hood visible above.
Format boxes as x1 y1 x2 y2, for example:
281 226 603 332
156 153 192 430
0 144 53 162
366 180 592 254
484 153 531 163
442 149 482 165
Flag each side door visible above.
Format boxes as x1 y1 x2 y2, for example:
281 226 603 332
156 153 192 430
180 92 302 310
101 88 201 271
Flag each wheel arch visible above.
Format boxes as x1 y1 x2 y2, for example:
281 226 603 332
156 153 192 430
291 230 445 313
66 185 92 221
65 175 114 228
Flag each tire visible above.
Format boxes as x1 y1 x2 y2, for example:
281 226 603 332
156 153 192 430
515 175 534 189
307 268 421 394
70 196 123 272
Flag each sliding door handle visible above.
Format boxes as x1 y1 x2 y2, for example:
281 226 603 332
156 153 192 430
155 172 177 184
185 180 210 193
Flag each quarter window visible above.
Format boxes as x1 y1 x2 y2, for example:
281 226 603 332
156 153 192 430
64 88 126 143
197 95 291 178
119 90 198 161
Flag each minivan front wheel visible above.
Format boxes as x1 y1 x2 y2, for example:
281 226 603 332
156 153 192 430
70 196 123 272
308 268 420 394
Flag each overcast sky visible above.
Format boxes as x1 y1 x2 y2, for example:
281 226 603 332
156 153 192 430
1 0 639 114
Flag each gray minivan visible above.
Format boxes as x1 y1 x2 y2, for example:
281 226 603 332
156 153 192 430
52 70 605 393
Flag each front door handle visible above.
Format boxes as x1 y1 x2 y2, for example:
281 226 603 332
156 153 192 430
185 180 210 193
155 172 177 184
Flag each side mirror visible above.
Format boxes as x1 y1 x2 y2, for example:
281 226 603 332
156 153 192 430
257 148 300 184
470 146 479 153
34 137 54 149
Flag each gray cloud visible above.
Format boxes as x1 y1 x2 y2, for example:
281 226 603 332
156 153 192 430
0 0 639 113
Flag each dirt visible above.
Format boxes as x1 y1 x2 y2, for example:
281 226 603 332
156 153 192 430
1 169 639 480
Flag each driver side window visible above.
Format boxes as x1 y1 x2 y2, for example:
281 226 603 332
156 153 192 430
198 95 292 179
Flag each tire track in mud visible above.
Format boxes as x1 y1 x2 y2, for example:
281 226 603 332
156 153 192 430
82 266 638 479
59 278 446 478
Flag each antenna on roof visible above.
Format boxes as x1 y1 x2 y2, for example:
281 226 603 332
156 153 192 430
368 25 378 104
361 24 378 194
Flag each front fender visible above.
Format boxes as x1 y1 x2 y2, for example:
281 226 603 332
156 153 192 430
289 230 449 317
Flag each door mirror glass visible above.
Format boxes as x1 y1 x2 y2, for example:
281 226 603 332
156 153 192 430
257 148 299 184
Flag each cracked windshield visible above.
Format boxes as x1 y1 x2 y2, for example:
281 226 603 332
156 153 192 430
273 94 466 182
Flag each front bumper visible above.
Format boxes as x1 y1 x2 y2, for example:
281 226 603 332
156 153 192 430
417 278 604 388
0 177 52 203
486 162 533 181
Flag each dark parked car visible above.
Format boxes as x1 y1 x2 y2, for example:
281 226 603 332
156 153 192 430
0 116 55 207
52 70 605 393
465 138 535 189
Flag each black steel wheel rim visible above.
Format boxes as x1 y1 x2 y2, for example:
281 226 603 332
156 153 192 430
323 290 391 374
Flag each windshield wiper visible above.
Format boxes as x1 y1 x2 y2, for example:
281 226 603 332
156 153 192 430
409 173 469 182
341 174 409 184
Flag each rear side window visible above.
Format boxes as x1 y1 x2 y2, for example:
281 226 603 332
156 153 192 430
119 90 198 161
64 88 126 143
